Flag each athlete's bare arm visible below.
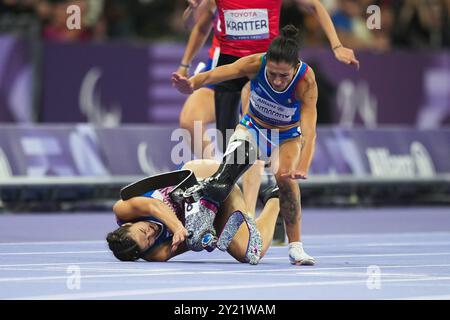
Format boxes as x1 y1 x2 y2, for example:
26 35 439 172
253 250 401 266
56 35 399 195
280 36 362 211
285 67 318 179
182 0 213 29
113 197 188 249
295 0 359 68
172 54 262 94
178 0 217 76
142 240 187 262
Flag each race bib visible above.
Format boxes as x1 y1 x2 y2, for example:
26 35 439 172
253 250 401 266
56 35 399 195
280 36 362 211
250 91 296 124
224 9 269 40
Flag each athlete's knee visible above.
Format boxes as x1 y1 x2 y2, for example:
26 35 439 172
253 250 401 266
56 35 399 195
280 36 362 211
178 113 189 130
214 91 241 130
274 169 294 184
214 137 258 184
179 112 198 131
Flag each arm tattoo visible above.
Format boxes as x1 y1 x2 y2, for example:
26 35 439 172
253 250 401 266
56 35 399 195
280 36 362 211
304 78 318 104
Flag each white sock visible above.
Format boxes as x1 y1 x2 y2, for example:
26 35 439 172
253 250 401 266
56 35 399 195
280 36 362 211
288 242 303 250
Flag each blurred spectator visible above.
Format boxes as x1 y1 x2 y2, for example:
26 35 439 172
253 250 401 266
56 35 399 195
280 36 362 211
0 0 36 13
363 0 397 51
309 62 336 124
0 0 39 35
99 0 187 41
394 0 450 49
280 0 393 50
331 0 374 49
39 0 102 42
130 0 184 41
1 0 448 49
280 0 306 44
302 12 329 46
321 0 338 11
280 0 330 47
169 0 191 36
101 0 134 39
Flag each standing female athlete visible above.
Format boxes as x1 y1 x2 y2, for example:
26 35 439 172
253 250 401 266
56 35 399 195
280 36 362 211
176 0 358 216
172 25 318 265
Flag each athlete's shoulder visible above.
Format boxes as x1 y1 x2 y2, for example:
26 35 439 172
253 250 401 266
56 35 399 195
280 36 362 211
238 53 263 77
302 64 316 84
295 64 317 99
243 53 264 64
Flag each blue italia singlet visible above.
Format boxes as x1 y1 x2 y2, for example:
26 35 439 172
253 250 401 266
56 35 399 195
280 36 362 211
248 54 309 127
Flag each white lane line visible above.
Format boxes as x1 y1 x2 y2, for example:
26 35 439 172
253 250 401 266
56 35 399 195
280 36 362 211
223 264 450 273
10 276 450 300
64 263 450 276
0 241 104 246
269 241 450 248
0 269 428 279
1 262 450 274
10 240 448 248
1 250 450 259
0 261 124 267
2 240 450 250
1 242 450 256
349 241 450 247
173 252 450 262
0 271 195 283
0 267 176 273
304 232 450 239
0 269 428 278
1 231 449 246
0 272 210 282
0 250 108 256
1 263 448 282
285 252 450 259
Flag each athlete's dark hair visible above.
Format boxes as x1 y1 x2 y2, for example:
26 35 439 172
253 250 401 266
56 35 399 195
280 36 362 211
106 225 141 261
266 24 301 67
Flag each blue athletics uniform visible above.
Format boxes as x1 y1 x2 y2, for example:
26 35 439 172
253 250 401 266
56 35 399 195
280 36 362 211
239 54 309 158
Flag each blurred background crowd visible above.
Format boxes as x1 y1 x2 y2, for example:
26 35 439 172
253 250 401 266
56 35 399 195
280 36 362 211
0 1 449 210
1 0 449 50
